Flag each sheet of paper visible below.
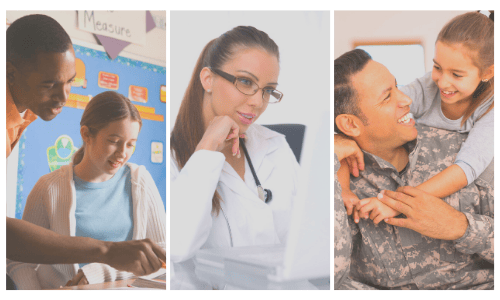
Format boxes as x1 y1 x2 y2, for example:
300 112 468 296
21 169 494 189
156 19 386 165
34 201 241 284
131 268 166 289
139 267 166 280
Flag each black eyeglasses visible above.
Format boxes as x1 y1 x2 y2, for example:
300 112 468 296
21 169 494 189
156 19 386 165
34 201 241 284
210 68 283 104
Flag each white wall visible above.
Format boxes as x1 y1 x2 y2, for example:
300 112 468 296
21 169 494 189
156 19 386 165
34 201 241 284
170 11 330 185
334 11 470 72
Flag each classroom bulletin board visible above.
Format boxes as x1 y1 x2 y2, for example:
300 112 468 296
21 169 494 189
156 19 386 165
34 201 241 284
15 44 166 219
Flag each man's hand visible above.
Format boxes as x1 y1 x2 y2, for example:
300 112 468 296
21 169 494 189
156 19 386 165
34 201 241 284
334 134 364 173
6 218 166 271
101 239 166 276
379 187 469 240
65 269 88 287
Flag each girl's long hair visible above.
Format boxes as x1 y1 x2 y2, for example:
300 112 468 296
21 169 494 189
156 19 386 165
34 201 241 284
170 26 279 215
73 91 142 165
437 11 494 126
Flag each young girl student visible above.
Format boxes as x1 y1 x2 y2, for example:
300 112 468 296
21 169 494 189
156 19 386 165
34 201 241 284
340 11 494 224
7 91 166 289
170 26 300 289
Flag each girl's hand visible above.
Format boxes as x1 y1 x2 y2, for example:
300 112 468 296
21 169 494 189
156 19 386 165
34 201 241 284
354 195 400 225
346 155 363 177
342 190 361 224
195 116 245 156
334 134 364 173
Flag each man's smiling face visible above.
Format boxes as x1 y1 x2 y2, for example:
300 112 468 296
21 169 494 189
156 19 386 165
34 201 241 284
352 60 418 150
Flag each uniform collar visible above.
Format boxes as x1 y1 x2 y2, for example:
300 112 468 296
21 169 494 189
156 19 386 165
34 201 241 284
361 138 417 173
6 83 37 129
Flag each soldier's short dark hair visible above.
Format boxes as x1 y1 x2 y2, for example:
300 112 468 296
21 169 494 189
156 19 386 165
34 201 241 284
334 49 371 133
7 14 72 70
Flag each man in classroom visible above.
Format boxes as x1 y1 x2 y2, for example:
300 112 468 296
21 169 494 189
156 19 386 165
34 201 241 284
6 14 166 289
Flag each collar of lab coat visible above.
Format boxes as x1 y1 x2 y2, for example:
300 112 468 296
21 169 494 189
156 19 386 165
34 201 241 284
220 124 283 200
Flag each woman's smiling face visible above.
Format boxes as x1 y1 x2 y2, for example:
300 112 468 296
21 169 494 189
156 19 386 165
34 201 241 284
202 47 280 133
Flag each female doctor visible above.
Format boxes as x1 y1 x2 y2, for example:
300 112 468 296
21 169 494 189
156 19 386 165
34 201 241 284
170 26 300 287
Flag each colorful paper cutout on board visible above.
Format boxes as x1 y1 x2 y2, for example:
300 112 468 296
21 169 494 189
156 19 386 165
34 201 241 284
98 71 119 90
47 135 78 172
151 141 163 164
160 85 166 103
66 93 92 110
129 85 148 103
64 94 164 122
135 104 164 122
72 58 87 88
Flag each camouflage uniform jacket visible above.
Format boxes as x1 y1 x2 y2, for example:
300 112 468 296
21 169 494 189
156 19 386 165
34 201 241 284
334 154 376 290
337 125 494 290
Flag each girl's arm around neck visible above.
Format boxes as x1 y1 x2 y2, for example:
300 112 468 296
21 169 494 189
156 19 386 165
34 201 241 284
416 164 468 199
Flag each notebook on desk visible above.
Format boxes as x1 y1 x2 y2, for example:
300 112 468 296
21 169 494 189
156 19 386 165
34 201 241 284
132 268 166 289
195 115 330 289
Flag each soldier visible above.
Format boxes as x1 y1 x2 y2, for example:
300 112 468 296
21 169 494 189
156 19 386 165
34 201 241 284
333 49 493 289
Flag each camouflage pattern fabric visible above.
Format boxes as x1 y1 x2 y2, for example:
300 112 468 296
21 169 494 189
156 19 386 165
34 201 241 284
334 124 494 290
334 154 376 290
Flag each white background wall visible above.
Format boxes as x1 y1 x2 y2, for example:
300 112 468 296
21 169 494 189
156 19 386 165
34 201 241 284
334 11 470 72
170 11 330 188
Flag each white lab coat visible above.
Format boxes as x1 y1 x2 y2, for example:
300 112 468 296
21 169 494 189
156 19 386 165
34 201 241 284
170 124 301 288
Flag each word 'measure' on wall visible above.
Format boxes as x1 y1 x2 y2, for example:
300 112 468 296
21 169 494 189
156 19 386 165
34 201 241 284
77 10 146 46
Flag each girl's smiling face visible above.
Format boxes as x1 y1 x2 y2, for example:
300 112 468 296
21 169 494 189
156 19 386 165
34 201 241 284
80 118 140 182
431 41 490 105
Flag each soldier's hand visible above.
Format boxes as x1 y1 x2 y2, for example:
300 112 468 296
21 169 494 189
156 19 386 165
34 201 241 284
101 239 166 276
378 187 469 240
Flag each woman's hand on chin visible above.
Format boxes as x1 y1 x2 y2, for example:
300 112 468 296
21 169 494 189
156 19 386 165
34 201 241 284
196 116 246 156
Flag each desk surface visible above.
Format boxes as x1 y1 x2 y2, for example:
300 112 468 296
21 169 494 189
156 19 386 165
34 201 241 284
57 279 136 290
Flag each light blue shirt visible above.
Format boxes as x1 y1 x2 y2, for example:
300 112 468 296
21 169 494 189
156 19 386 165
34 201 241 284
74 165 134 268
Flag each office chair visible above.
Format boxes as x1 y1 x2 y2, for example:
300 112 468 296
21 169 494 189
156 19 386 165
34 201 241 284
263 124 306 164
7 274 17 290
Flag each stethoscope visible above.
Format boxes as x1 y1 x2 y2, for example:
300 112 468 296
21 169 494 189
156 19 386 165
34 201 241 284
240 138 273 204
220 138 273 248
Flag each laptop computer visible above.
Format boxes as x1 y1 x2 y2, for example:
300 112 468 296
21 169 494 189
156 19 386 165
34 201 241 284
194 113 330 290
